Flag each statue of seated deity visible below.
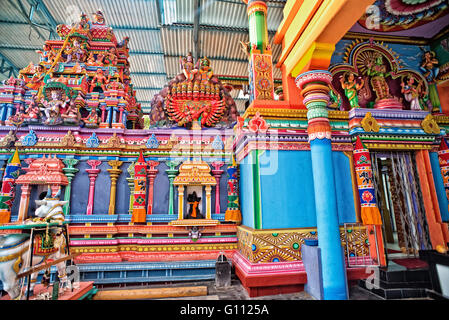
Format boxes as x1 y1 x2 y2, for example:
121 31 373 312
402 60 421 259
83 107 100 128
23 95 43 123
61 98 81 125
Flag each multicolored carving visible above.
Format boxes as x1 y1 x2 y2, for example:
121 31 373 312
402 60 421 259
150 53 237 129
329 40 429 111
353 136 382 225
237 225 370 264
0 149 21 223
12 11 143 129
420 50 441 112
358 0 449 32
132 151 147 223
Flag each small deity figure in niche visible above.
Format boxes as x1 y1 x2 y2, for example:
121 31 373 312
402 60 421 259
61 97 81 124
104 47 118 65
197 57 213 84
339 72 364 108
86 52 96 65
420 51 439 83
42 89 64 125
186 191 204 219
36 44 56 64
95 52 105 66
75 12 90 31
25 64 46 90
365 52 392 101
92 10 105 24
83 107 100 128
180 52 198 82
23 95 42 121
89 68 110 92
401 76 425 111
188 226 202 242
65 39 87 63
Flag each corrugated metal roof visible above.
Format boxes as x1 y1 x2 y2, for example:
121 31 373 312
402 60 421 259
0 0 286 114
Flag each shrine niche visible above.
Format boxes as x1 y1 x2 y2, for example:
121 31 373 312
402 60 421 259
329 40 430 112
148 53 238 129
15 155 68 222
169 160 218 227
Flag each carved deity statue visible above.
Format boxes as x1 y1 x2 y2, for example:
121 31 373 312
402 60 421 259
186 191 204 219
197 56 213 84
180 52 198 82
90 68 110 92
25 64 46 90
339 72 364 108
42 89 64 125
365 53 392 101
401 76 425 111
420 51 439 83
65 39 87 63
61 97 81 124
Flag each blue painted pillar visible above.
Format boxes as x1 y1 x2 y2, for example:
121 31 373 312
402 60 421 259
296 70 348 300
430 151 449 222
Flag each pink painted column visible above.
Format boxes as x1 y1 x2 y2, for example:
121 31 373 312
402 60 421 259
17 185 31 222
86 160 101 215
211 161 224 214
146 160 159 215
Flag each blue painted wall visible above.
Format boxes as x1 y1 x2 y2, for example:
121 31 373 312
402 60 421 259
332 151 357 225
235 149 357 230
239 151 255 229
430 152 449 222
259 150 317 229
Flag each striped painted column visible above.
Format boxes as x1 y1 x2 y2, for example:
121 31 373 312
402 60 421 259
86 160 101 215
62 158 79 216
296 70 348 300
132 151 147 223
0 149 21 223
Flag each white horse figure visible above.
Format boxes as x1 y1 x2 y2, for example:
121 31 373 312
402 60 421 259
0 188 70 299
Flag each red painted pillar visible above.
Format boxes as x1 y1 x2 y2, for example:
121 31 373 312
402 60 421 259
86 160 101 215
146 160 159 215
211 161 224 214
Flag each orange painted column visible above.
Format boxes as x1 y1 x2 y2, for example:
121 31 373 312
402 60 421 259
281 64 303 108
415 150 449 250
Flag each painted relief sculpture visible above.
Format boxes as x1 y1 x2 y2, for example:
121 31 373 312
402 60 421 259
339 72 364 108
149 53 238 129
329 40 429 111
1 11 144 129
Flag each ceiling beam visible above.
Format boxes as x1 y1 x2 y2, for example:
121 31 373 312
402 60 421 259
193 0 201 61
0 51 19 78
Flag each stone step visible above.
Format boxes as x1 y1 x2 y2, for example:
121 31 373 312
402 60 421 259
359 279 429 300
378 268 430 283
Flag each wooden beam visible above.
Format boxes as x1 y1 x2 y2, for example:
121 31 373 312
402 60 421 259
16 253 81 279
92 286 208 300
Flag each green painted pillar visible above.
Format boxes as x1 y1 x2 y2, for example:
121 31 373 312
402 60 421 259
62 158 79 216
165 161 179 215
246 0 269 54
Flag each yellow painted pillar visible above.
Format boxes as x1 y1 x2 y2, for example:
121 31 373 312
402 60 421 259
178 185 185 220
107 160 123 215
205 185 212 220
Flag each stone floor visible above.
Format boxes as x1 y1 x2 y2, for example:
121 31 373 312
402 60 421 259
100 275 383 300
